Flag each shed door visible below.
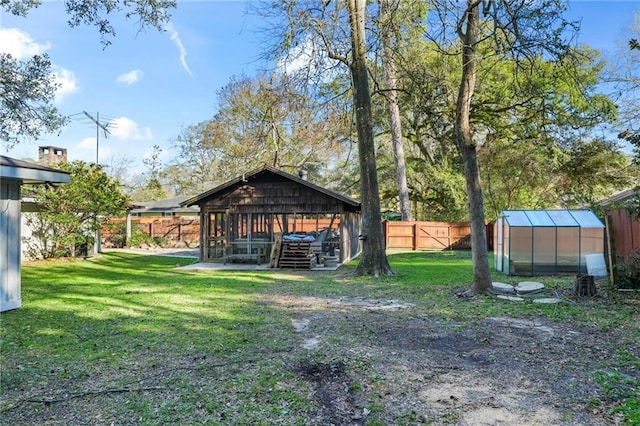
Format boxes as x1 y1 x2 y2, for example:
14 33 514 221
206 212 227 260
1 181 22 312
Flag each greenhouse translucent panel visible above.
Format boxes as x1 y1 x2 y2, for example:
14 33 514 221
509 228 533 275
503 211 531 226
569 210 605 228
581 227 605 257
525 210 555 227
547 210 579 226
556 227 580 272
533 227 556 274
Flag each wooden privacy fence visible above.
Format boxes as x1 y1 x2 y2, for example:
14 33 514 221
274 217 341 234
103 217 493 251
102 216 341 247
103 217 200 247
383 220 493 251
606 208 640 262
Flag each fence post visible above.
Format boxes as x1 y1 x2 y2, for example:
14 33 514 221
383 220 388 248
413 222 419 250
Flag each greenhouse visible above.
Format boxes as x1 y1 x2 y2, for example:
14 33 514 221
494 209 605 276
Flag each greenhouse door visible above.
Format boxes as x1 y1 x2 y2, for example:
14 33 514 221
207 212 227 261
495 217 503 272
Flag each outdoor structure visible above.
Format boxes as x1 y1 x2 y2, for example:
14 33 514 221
182 164 362 266
1 156 70 312
494 209 605 276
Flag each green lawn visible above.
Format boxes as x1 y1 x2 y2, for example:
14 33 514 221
1 251 638 425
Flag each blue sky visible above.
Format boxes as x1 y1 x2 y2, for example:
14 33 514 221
1 1 639 173
0 1 267 171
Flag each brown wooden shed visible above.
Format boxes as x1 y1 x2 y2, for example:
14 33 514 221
182 165 362 266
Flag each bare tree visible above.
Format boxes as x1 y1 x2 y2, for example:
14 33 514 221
378 0 412 221
347 0 393 276
454 1 491 295
257 0 393 276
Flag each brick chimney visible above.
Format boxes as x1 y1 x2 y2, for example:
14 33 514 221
39 146 67 167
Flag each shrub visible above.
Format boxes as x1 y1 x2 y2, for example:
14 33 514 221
152 235 169 247
105 221 127 248
129 227 154 247
613 249 640 289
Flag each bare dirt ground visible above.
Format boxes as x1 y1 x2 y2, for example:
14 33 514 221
269 294 638 425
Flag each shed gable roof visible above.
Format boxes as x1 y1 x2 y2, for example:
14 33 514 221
0 155 70 184
182 164 360 209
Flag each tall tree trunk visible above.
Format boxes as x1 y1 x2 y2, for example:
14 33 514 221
381 0 412 221
455 1 492 294
348 0 394 277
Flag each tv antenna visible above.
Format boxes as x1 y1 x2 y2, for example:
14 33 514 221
82 111 110 164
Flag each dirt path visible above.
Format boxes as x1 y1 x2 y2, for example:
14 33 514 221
273 295 632 425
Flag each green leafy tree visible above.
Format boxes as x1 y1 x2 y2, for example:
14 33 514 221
0 53 67 148
1 0 175 147
558 138 638 207
24 161 129 258
437 0 583 295
3 0 175 45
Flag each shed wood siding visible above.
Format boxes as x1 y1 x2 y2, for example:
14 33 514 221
200 181 350 214
1 181 22 311
341 212 362 263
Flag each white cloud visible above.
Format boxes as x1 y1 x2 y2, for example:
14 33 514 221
0 28 78 103
117 69 143 85
78 136 97 150
108 117 153 141
164 22 192 76
0 27 49 59
52 67 79 103
277 36 337 83
278 38 315 76
76 136 112 164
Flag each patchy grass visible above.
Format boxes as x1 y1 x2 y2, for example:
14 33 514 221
1 251 638 425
